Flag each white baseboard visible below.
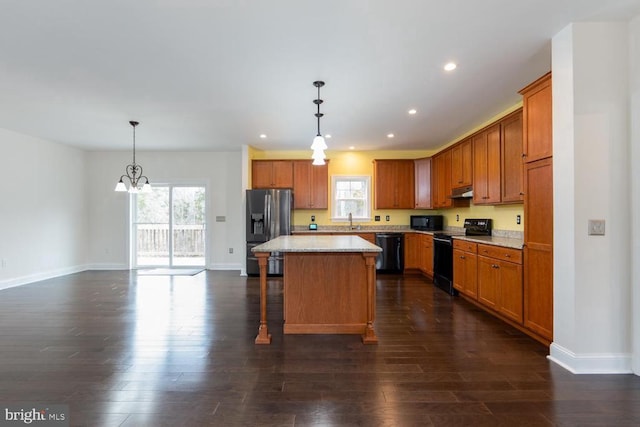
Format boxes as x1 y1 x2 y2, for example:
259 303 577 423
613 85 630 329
207 263 243 271
548 342 633 374
0 264 90 291
87 263 129 270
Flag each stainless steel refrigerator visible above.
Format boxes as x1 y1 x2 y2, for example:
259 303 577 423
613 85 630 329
246 189 292 275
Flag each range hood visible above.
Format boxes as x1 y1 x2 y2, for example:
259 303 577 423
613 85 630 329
450 185 473 199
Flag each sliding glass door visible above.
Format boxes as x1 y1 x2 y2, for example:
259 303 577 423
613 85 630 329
133 185 206 268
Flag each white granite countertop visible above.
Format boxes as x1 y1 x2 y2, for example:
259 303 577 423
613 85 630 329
452 235 524 250
251 235 382 253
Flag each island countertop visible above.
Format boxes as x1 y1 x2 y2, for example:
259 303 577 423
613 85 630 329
251 235 382 253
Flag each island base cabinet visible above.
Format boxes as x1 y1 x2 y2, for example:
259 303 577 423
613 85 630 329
283 252 376 339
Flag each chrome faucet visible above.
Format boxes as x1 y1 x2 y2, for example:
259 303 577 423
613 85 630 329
348 212 353 229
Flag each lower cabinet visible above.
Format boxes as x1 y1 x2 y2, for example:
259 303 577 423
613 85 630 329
453 240 529 338
477 244 523 324
404 233 421 270
420 234 434 277
453 240 478 298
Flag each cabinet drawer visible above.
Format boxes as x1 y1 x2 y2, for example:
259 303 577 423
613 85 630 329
453 239 477 253
477 244 522 264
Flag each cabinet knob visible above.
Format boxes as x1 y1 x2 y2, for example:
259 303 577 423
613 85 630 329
482 196 489 200
519 192 525 196
522 153 527 158
505 254 510 258
460 255 465 259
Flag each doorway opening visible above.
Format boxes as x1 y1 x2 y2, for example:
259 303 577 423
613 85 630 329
132 185 206 268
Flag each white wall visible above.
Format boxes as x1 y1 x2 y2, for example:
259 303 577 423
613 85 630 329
551 21 635 373
0 128 88 289
630 15 640 375
86 151 244 270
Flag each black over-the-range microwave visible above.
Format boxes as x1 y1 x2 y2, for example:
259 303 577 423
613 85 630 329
410 215 443 231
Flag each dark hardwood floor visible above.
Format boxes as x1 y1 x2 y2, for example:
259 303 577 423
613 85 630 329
1 270 639 426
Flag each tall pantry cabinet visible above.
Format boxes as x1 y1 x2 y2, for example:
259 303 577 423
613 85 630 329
519 72 553 342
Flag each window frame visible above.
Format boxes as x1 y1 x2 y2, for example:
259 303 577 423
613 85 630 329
331 175 371 221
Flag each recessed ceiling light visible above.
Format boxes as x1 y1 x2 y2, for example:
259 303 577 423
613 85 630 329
408 109 417 115
444 62 457 71
349 146 355 150
387 133 395 139
259 134 267 139
325 134 332 139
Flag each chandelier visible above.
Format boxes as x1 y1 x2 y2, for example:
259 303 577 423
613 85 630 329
310 81 327 165
114 121 151 193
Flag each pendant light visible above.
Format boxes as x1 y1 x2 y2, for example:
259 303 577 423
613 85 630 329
115 121 151 193
311 81 327 165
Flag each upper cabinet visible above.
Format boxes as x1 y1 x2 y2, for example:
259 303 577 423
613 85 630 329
292 160 329 210
432 150 452 209
472 124 501 205
519 72 552 163
471 109 524 206
414 157 432 209
451 138 473 189
501 109 524 203
373 159 415 209
252 160 294 189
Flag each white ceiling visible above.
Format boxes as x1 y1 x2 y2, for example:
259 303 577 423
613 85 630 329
1 0 639 152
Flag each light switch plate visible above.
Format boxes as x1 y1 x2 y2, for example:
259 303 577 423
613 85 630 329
588 219 605 236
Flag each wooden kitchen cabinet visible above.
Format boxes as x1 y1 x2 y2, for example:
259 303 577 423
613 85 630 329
292 160 329 209
420 234 434 277
453 240 478 298
501 109 524 203
520 72 552 163
477 244 523 323
432 150 452 209
472 124 501 205
373 159 415 209
414 157 432 209
523 157 553 341
252 160 294 189
451 138 473 189
404 233 421 270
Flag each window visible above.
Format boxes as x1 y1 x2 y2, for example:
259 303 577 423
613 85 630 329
331 176 371 220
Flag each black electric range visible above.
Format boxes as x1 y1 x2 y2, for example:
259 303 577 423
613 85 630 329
433 219 492 295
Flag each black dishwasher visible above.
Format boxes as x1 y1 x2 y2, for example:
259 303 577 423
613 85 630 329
375 233 404 273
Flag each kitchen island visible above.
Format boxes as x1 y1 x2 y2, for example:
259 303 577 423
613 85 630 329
251 235 382 345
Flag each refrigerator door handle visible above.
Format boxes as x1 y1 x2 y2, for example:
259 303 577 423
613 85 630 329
265 193 271 240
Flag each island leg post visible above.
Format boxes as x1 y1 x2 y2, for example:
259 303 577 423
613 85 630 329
255 252 272 344
362 252 378 344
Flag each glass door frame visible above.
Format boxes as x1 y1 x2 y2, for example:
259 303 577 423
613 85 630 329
130 182 208 269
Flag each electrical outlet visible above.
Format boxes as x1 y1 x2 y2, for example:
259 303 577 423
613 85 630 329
311 215 315 222
456 214 459 222
374 216 380 222
385 215 390 221
588 219 605 236
228 248 234 254
516 214 521 225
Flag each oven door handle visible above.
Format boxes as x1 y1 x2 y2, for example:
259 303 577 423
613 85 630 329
433 237 453 245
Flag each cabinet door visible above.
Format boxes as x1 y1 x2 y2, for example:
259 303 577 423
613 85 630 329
374 160 415 209
524 158 553 340
520 73 552 163
252 161 274 188
293 160 328 209
433 150 452 208
271 161 294 188
420 234 433 276
252 160 293 189
501 110 524 203
414 158 432 209
404 233 421 270
451 138 472 188
373 160 397 209
497 260 523 323
395 160 415 208
453 249 466 293
453 249 478 298
473 125 501 205
477 255 499 310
